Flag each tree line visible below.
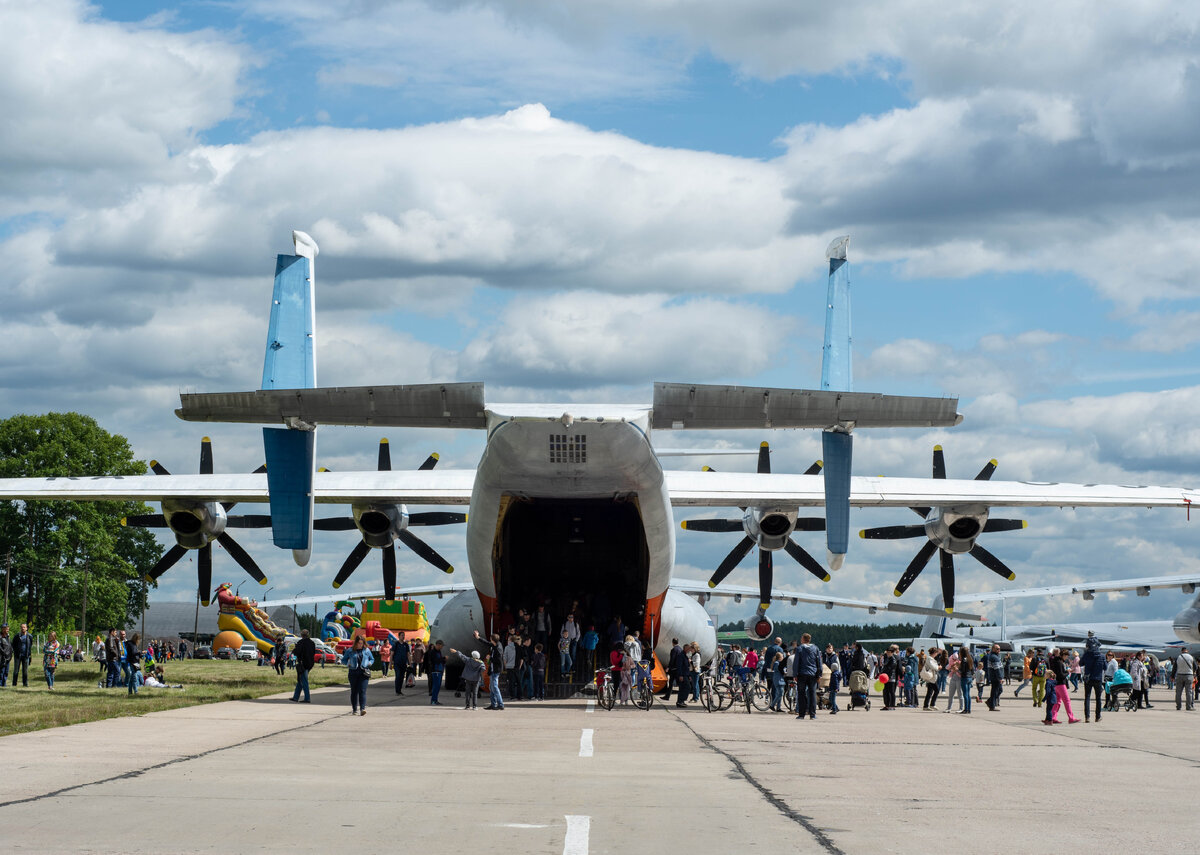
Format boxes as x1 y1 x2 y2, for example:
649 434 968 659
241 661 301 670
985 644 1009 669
719 619 926 651
0 413 160 637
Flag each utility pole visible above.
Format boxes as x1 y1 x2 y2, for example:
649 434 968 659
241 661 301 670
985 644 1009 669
193 588 200 647
140 575 146 642
80 560 90 648
3 550 10 627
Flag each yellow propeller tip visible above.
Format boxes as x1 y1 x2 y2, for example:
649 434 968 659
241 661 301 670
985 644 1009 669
701 465 713 472
822 574 831 583
894 589 903 598
707 581 716 589
120 517 128 526
759 603 770 611
331 582 341 589
201 601 210 607
380 438 389 444
1021 520 1028 529
933 444 943 451
1007 573 1016 581
680 521 688 530
142 575 153 584
858 530 867 538
444 566 455 574
202 436 211 443
318 467 329 472
259 578 268 585
815 460 823 468
760 441 769 448
431 452 440 460
384 599 394 605
945 607 954 614
464 513 468 522
989 458 998 467
149 460 158 468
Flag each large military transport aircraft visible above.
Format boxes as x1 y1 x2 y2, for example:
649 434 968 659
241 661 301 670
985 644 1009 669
2 232 1197 665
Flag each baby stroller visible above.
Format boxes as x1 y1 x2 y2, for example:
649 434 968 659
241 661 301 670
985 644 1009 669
847 670 871 710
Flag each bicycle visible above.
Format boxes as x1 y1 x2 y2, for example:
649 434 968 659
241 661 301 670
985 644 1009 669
629 660 655 711
594 668 617 711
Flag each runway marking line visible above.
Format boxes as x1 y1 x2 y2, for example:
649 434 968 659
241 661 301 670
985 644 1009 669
564 814 590 855
585 699 595 713
579 728 594 757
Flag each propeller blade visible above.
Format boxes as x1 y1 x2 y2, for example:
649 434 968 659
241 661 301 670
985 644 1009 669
378 438 391 471
803 460 823 476
783 538 831 582
708 536 755 588
398 529 454 574
333 541 372 589
418 452 439 471
252 463 267 474
382 543 397 602
982 518 1026 533
217 532 267 584
911 506 931 518
145 544 188 582
860 524 927 540
409 511 468 526
758 548 773 610
313 517 359 531
792 517 826 532
940 548 956 613
932 445 946 480
200 437 213 475
149 460 170 476
894 540 938 596
225 514 273 529
198 543 212 606
975 459 997 481
680 519 744 533
757 442 770 475
969 543 1017 582
123 514 166 528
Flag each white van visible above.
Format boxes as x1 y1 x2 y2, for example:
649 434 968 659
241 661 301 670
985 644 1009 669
237 641 259 661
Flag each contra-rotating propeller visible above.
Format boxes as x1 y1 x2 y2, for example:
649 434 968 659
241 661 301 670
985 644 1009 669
122 437 271 606
680 442 828 611
858 444 1027 613
313 439 466 601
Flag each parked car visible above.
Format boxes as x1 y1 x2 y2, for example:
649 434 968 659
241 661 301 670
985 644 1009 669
214 646 235 659
315 641 338 663
237 641 259 661
193 645 213 659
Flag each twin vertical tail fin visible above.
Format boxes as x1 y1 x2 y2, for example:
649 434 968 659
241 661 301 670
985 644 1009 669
820 236 852 570
261 230 319 565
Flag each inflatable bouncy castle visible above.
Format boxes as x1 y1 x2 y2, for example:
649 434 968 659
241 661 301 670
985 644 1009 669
215 583 288 654
361 598 430 644
322 601 361 643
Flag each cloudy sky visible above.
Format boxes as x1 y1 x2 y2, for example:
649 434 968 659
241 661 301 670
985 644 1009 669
4 0 1200 630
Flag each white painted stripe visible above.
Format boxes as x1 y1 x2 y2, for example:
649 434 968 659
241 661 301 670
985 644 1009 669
579 728 594 757
563 815 591 855
585 699 595 713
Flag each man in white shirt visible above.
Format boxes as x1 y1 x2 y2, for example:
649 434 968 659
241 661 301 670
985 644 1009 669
1173 651 1195 711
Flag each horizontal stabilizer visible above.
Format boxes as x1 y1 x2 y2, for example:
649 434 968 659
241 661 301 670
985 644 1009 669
177 383 487 429
652 383 960 430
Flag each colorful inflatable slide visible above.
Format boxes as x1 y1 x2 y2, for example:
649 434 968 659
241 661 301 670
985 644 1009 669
214 582 288 654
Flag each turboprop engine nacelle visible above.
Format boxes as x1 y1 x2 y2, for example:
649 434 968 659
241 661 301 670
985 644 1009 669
924 505 989 554
1172 594 1200 644
161 499 227 550
745 507 798 551
352 503 409 549
744 611 774 642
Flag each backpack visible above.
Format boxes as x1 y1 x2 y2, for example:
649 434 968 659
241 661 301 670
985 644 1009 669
1034 659 1046 678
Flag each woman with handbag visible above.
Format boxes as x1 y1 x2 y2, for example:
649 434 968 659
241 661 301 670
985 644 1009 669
341 635 374 716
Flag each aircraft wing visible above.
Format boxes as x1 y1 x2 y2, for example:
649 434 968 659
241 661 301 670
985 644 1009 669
958 573 1200 602
0 469 476 506
256 582 477 608
670 579 983 621
664 471 1200 509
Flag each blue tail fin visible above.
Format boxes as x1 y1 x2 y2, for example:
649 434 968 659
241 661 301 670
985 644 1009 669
261 230 319 565
821 236 852 569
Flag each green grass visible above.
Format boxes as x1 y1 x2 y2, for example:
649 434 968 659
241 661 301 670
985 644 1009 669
0 659 350 737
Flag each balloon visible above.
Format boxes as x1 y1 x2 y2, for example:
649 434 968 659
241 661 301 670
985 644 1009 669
873 680 885 693
879 673 889 683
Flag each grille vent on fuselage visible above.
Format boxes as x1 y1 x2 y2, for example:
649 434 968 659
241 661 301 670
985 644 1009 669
549 434 587 464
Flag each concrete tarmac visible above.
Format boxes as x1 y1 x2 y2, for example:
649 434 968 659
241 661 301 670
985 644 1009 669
0 682 1196 854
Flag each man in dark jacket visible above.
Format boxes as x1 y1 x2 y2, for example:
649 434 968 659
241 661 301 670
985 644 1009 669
104 629 122 688
1081 634 1106 722
985 644 1005 710
0 624 12 686
792 633 821 719
392 638 410 695
660 638 683 703
291 629 317 703
11 623 32 687
428 640 446 705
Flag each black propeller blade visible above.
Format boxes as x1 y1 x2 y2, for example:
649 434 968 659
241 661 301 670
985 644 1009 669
860 446 1025 613
684 441 830 607
322 440 464 599
127 438 270 603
